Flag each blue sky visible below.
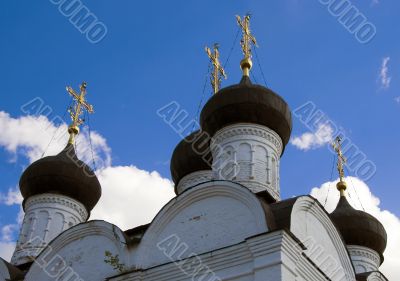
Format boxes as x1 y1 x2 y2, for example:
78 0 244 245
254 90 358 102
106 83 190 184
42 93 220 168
0 0 399 269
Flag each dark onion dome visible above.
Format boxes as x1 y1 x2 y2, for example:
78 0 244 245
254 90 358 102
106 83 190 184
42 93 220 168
0 258 24 280
200 76 292 154
19 143 101 212
330 196 387 262
170 130 212 186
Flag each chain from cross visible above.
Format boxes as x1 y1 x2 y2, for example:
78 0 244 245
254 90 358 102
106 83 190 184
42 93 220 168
65 82 94 144
205 43 227 94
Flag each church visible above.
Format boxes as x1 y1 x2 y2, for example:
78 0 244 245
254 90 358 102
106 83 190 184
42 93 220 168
0 15 388 281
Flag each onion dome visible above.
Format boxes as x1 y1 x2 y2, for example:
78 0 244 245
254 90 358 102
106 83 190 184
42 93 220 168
200 76 292 154
330 196 387 262
170 130 212 186
19 143 101 212
329 137 387 261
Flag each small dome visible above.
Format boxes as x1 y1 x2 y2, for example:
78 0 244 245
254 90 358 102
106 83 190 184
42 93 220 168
19 144 101 212
200 76 292 154
330 196 387 262
170 130 212 185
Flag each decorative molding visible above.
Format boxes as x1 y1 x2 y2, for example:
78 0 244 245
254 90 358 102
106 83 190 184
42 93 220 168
176 170 213 194
211 123 283 156
348 245 380 265
109 230 329 281
25 193 88 220
364 271 388 281
347 245 380 273
236 180 279 199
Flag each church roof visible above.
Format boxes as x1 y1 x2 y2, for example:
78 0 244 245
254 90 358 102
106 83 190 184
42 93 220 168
0 258 24 280
19 143 101 212
200 76 292 154
124 223 150 244
330 196 387 263
268 196 299 231
170 130 212 186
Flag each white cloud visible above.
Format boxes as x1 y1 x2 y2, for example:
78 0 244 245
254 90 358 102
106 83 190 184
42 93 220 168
0 164 175 261
0 187 23 206
0 111 175 261
0 224 19 261
0 186 24 261
91 166 175 230
0 111 111 168
0 242 16 261
0 197 24 261
291 123 334 151
394 97 400 104
311 177 400 280
1 225 18 243
378 57 391 90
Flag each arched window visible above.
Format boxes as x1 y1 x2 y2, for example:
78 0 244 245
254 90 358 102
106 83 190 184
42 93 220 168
271 157 277 188
33 210 49 241
254 145 268 183
218 145 235 180
237 143 251 180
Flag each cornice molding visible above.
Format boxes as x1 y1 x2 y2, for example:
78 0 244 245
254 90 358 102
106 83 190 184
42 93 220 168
347 245 380 270
25 193 88 221
212 123 283 156
176 170 213 194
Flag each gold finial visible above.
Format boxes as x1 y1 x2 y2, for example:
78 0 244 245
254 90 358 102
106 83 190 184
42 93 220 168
332 136 347 197
65 82 94 145
236 14 258 77
205 43 227 94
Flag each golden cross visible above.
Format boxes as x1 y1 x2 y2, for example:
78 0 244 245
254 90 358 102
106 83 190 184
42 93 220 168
205 43 227 94
236 14 258 76
65 82 94 144
332 136 347 195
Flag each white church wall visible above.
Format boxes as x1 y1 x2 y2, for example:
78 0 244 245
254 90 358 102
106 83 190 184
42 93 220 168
24 220 128 281
110 230 329 281
290 196 356 281
11 193 88 265
16 187 358 281
133 181 269 269
211 123 282 200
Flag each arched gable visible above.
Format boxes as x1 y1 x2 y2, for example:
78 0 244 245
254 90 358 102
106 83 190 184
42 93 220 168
290 196 355 281
25 220 128 281
134 181 269 268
